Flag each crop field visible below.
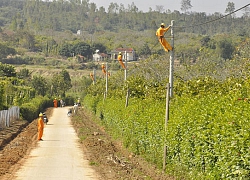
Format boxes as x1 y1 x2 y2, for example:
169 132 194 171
83 76 250 179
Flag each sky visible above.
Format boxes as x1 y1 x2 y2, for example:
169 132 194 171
89 0 250 16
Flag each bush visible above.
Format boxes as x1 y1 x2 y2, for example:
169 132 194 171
64 96 75 106
20 96 51 122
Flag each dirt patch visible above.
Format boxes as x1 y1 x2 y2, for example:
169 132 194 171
0 121 28 150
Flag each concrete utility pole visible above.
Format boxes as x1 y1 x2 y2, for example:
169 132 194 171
169 20 174 97
163 20 175 172
105 62 108 99
93 69 96 85
125 51 127 81
124 51 129 107
163 83 170 172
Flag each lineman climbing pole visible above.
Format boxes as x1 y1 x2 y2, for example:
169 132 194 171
163 20 174 172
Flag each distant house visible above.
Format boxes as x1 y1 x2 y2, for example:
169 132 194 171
93 50 108 61
110 48 136 61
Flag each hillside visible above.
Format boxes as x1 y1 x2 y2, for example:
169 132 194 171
0 0 249 56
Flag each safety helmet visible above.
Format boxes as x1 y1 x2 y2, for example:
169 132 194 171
119 52 122 55
39 113 43 117
161 23 165 26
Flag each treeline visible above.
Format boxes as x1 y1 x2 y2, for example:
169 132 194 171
0 62 74 111
0 0 249 35
0 34 107 62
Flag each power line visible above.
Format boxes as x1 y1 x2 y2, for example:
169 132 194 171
175 3 250 29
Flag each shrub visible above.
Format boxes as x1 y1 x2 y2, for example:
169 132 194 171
20 96 51 122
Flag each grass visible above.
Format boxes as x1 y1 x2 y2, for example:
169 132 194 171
89 161 99 166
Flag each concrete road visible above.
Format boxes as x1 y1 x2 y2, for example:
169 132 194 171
13 107 99 180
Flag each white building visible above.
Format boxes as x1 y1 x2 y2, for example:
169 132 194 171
110 48 136 61
93 50 108 61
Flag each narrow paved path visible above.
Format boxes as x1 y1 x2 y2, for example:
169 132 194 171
13 107 99 180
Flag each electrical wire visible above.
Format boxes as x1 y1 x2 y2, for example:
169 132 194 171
175 3 250 29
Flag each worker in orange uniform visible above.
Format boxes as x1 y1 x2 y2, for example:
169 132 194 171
53 98 58 108
101 63 106 75
117 52 126 69
37 113 44 141
156 23 172 52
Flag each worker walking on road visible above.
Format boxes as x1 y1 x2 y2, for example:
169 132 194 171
37 113 44 141
156 23 172 52
118 52 126 69
53 98 58 108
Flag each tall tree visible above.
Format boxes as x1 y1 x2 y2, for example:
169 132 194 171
92 43 107 53
156 5 164 13
51 69 72 97
217 39 234 60
17 68 31 79
0 63 16 77
242 6 250 18
0 44 16 59
16 30 35 50
138 43 151 57
108 3 116 14
181 0 192 23
128 2 138 13
31 75 48 96
225 2 235 17
60 69 72 90
180 0 192 14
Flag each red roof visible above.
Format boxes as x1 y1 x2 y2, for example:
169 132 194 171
115 48 134 52
100 53 108 57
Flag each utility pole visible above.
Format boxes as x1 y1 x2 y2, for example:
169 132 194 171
105 62 108 99
125 51 127 81
163 20 175 172
163 83 170 172
93 68 96 85
169 20 174 97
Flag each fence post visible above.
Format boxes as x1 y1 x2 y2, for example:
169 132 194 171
0 106 20 128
